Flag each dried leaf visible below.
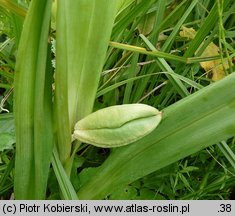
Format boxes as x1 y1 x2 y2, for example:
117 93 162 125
179 26 229 81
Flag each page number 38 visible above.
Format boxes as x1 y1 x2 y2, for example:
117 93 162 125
218 204 232 213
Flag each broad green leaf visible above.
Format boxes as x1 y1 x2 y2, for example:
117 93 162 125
73 104 162 148
78 72 235 199
55 0 118 165
14 0 53 199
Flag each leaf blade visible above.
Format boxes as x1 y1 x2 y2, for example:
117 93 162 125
78 72 235 199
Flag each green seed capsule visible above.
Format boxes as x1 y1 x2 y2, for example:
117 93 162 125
73 104 162 148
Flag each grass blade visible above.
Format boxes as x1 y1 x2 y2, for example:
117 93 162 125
52 149 78 200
